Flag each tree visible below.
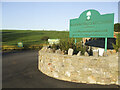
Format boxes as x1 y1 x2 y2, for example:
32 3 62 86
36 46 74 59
114 23 120 32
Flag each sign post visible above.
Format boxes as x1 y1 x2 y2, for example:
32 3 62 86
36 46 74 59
105 37 107 52
69 9 114 51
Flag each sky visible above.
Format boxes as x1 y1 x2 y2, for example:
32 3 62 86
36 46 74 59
2 2 119 31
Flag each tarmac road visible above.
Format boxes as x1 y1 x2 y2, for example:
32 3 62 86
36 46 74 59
2 50 119 88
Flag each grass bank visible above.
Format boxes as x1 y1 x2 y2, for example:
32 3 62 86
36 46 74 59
2 30 82 50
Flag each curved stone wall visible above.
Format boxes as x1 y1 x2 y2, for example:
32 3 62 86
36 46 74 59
38 50 119 85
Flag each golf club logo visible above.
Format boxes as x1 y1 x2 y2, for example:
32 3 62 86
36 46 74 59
86 11 91 20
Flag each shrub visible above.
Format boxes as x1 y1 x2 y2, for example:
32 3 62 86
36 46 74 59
23 44 43 50
39 45 43 50
23 44 30 50
30 44 43 50
68 38 76 50
112 35 120 52
51 44 59 50
51 38 86 55
58 38 75 54
76 42 86 55
80 46 86 55
112 44 119 52
41 36 49 41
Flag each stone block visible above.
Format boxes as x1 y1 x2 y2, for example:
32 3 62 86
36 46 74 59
87 76 96 84
53 71 59 78
106 51 112 56
61 50 65 55
55 49 62 54
41 46 48 52
98 48 104 56
68 48 73 55
93 51 99 57
103 52 108 57
47 48 53 53
77 51 81 56
84 52 89 56
65 71 71 77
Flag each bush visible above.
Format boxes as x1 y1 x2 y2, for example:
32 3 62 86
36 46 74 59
51 44 59 50
41 36 49 41
23 44 30 50
23 44 43 50
51 38 86 55
76 42 86 55
58 38 75 54
112 35 120 52
30 44 43 50
112 43 119 52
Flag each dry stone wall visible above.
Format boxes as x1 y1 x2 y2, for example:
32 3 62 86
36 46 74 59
38 50 119 85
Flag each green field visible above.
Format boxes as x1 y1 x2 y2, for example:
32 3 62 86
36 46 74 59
2 30 82 46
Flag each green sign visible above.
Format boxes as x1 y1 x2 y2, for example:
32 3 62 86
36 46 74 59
18 42 23 47
69 9 114 51
69 9 114 38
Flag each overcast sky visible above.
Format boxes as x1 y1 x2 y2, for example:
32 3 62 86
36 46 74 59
2 2 119 30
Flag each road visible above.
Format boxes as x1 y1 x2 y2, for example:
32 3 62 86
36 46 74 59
2 50 119 88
